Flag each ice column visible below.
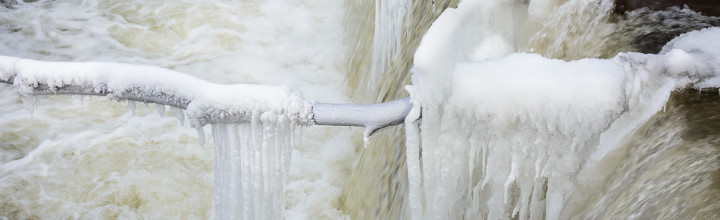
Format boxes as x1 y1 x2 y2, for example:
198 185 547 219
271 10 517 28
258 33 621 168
212 112 295 220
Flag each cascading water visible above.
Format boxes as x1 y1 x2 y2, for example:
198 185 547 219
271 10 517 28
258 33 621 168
341 1 457 219
1 0 719 219
344 0 720 219
0 0 357 219
403 0 720 219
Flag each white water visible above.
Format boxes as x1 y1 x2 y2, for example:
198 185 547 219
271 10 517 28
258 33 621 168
2 0 719 219
0 0 357 219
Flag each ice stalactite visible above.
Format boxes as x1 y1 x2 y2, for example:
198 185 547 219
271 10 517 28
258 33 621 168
211 114 296 220
0 55 311 220
370 0 411 89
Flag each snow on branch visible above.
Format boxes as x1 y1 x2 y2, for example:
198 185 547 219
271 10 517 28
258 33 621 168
314 97 412 139
0 56 410 137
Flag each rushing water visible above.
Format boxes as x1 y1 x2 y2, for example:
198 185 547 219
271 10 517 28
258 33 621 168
1 0 719 219
345 0 720 219
0 0 357 219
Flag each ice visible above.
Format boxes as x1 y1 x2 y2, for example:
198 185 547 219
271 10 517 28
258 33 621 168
0 55 312 219
404 85 423 220
0 0 354 218
0 56 315 129
312 97 412 142
127 100 136 115
156 104 166 117
197 127 206 146
170 106 185 126
210 122 295 220
407 1 720 217
0 54 408 219
370 0 411 88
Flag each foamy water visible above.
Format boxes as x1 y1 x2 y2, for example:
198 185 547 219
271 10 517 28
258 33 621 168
2 0 720 219
0 0 358 219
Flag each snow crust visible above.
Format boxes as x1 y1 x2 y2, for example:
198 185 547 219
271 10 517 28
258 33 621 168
407 0 720 217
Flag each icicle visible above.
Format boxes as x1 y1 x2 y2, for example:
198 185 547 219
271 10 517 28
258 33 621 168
197 127 205 147
212 123 244 220
209 112 295 219
156 104 165 117
170 106 185 126
76 95 85 105
370 0 411 89
240 124 254 220
405 86 423 220
128 100 136 115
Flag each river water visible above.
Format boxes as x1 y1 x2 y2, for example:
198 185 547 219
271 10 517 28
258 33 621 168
1 0 719 219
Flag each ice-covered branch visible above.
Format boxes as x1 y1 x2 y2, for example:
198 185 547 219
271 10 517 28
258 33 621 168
314 97 413 139
0 56 410 135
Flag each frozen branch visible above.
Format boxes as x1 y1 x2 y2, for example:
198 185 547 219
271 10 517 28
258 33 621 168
0 56 411 135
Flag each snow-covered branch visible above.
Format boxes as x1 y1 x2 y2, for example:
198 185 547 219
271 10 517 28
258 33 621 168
314 97 412 138
0 56 410 136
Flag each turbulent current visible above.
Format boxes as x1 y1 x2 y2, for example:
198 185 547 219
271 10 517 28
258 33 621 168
1 0 720 219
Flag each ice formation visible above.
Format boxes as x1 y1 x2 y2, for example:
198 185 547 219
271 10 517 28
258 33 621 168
0 55 415 219
212 122 297 220
0 56 315 128
0 56 311 219
0 0 358 218
405 0 720 218
370 0 412 88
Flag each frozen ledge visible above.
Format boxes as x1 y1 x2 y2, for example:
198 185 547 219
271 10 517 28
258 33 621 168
0 56 411 138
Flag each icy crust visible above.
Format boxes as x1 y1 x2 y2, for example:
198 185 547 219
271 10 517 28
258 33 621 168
408 22 720 220
0 56 314 128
